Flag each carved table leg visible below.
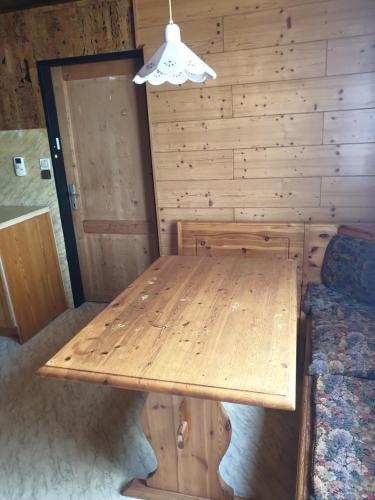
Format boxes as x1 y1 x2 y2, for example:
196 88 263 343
123 392 235 500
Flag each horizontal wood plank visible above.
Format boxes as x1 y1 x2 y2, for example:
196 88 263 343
138 17 223 56
234 144 375 178
234 207 375 222
156 178 321 208
159 207 234 233
149 87 232 123
153 41 326 91
153 150 233 181
83 220 154 234
153 113 323 152
134 0 326 28
327 35 375 76
224 0 375 51
321 176 375 207
323 109 375 144
233 73 375 117
159 232 178 255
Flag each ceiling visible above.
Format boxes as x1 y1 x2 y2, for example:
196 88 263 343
0 0 80 13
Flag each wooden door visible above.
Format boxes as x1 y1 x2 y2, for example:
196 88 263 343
51 58 159 302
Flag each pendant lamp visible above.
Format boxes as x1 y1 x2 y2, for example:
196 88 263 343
133 0 217 85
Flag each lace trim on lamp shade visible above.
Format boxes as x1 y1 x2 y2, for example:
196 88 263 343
133 23 216 85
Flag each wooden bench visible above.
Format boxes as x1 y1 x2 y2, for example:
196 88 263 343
177 221 341 310
176 220 375 499
295 223 375 500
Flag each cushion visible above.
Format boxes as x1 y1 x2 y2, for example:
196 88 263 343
311 375 375 500
309 312 375 379
322 234 375 306
303 283 375 319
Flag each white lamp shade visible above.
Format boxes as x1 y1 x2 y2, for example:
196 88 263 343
133 23 217 85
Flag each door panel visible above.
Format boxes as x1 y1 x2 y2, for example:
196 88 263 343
52 58 159 302
83 234 155 302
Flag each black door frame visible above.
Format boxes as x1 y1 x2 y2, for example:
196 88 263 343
37 49 145 307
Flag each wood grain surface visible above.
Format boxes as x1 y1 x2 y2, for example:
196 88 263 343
51 60 159 302
0 212 66 342
133 0 375 253
139 393 233 499
0 0 134 129
39 255 297 409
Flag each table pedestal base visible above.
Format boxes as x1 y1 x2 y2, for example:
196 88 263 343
123 392 239 500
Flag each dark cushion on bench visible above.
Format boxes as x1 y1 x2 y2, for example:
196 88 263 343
311 375 375 500
302 283 375 318
322 234 375 306
309 311 375 379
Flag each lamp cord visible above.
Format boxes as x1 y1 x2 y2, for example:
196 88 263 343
168 0 173 23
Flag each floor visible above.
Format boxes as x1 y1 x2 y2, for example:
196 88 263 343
0 303 299 500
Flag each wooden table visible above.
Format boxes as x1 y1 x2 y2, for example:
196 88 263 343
39 255 297 500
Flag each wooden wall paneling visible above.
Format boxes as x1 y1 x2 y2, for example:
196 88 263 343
159 232 178 256
0 0 134 129
153 150 234 181
233 144 375 179
153 113 323 152
134 0 327 29
133 0 375 253
303 224 338 285
138 17 224 58
224 0 375 51
327 35 375 76
151 41 326 91
149 87 232 123
232 73 375 117
234 207 375 223
321 177 375 208
157 178 321 208
323 109 375 144
159 208 235 234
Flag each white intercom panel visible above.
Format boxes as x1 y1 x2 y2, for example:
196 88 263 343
13 157 27 177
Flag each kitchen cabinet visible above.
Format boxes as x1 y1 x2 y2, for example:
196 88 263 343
0 206 66 343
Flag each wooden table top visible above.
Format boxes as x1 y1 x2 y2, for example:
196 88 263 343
39 256 297 410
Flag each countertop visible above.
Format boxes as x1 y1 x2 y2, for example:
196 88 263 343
0 206 49 230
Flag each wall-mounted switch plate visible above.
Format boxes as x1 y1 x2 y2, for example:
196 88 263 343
39 158 51 171
41 170 52 180
13 157 26 176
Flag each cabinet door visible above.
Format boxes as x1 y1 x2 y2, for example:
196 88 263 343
0 257 17 336
0 213 66 342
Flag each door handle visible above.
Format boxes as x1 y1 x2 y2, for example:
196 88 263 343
68 183 79 210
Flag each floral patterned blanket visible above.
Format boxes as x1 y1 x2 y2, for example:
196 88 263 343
303 284 375 379
311 375 375 500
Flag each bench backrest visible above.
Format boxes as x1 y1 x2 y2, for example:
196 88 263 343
177 221 375 306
